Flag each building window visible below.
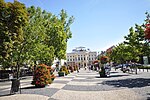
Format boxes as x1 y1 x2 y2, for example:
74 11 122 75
89 58 91 60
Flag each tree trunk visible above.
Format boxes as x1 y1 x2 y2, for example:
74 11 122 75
139 55 144 64
16 62 20 79
148 56 150 64
135 67 137 74
16 44 25 79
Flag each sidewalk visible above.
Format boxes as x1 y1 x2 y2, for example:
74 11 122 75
0 94 49 100
0 68 148 100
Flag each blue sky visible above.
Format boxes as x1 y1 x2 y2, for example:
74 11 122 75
5 0 150 52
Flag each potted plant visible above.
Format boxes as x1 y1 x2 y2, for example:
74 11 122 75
58 68 65 76
50 68 56 81
51 74 56 81
31 64 52 87
99 56 109 77
62 66 69 75
99 67 106 77
58 66 69 76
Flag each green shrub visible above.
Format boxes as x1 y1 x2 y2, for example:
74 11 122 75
137 66 150 69
61 66 69 75
31 64 52 87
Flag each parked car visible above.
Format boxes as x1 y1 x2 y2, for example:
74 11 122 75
115 64 122 69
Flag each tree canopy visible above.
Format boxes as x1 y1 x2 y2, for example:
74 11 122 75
0 1 74 78
109 13 150 64
23 6 74 65
0 0 28 69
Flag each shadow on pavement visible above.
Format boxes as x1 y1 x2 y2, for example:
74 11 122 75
147 93 150 100
95 76 106 78
0 94 13 97
102 78 150 88
95 74 129 78
110 71 119 74
109 74 129 77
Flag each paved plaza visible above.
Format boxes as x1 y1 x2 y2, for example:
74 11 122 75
0 68 150 100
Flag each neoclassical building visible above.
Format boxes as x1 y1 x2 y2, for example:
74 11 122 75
67 47 97 68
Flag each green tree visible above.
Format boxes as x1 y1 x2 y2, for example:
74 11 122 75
44 9 74 60
0 1 74 79
22 7 74 66
110 43 132 64
110 13 150 64
22 6 55 66
0 0 28 74
124 24 149 63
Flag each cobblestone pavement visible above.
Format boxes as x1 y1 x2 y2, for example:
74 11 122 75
0 68 150 100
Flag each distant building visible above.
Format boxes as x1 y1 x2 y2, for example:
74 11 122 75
67 47 97 68
106 46 115 54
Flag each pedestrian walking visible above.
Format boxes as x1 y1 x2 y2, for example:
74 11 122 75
77 66 79 73
88 65 91 71
84 66 87 70
9 73 13 81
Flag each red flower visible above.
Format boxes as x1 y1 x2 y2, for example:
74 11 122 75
36 81 40 85
144 23 150 39
100 56 108 64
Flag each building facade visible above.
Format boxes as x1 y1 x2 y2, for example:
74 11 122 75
67 47 97 68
